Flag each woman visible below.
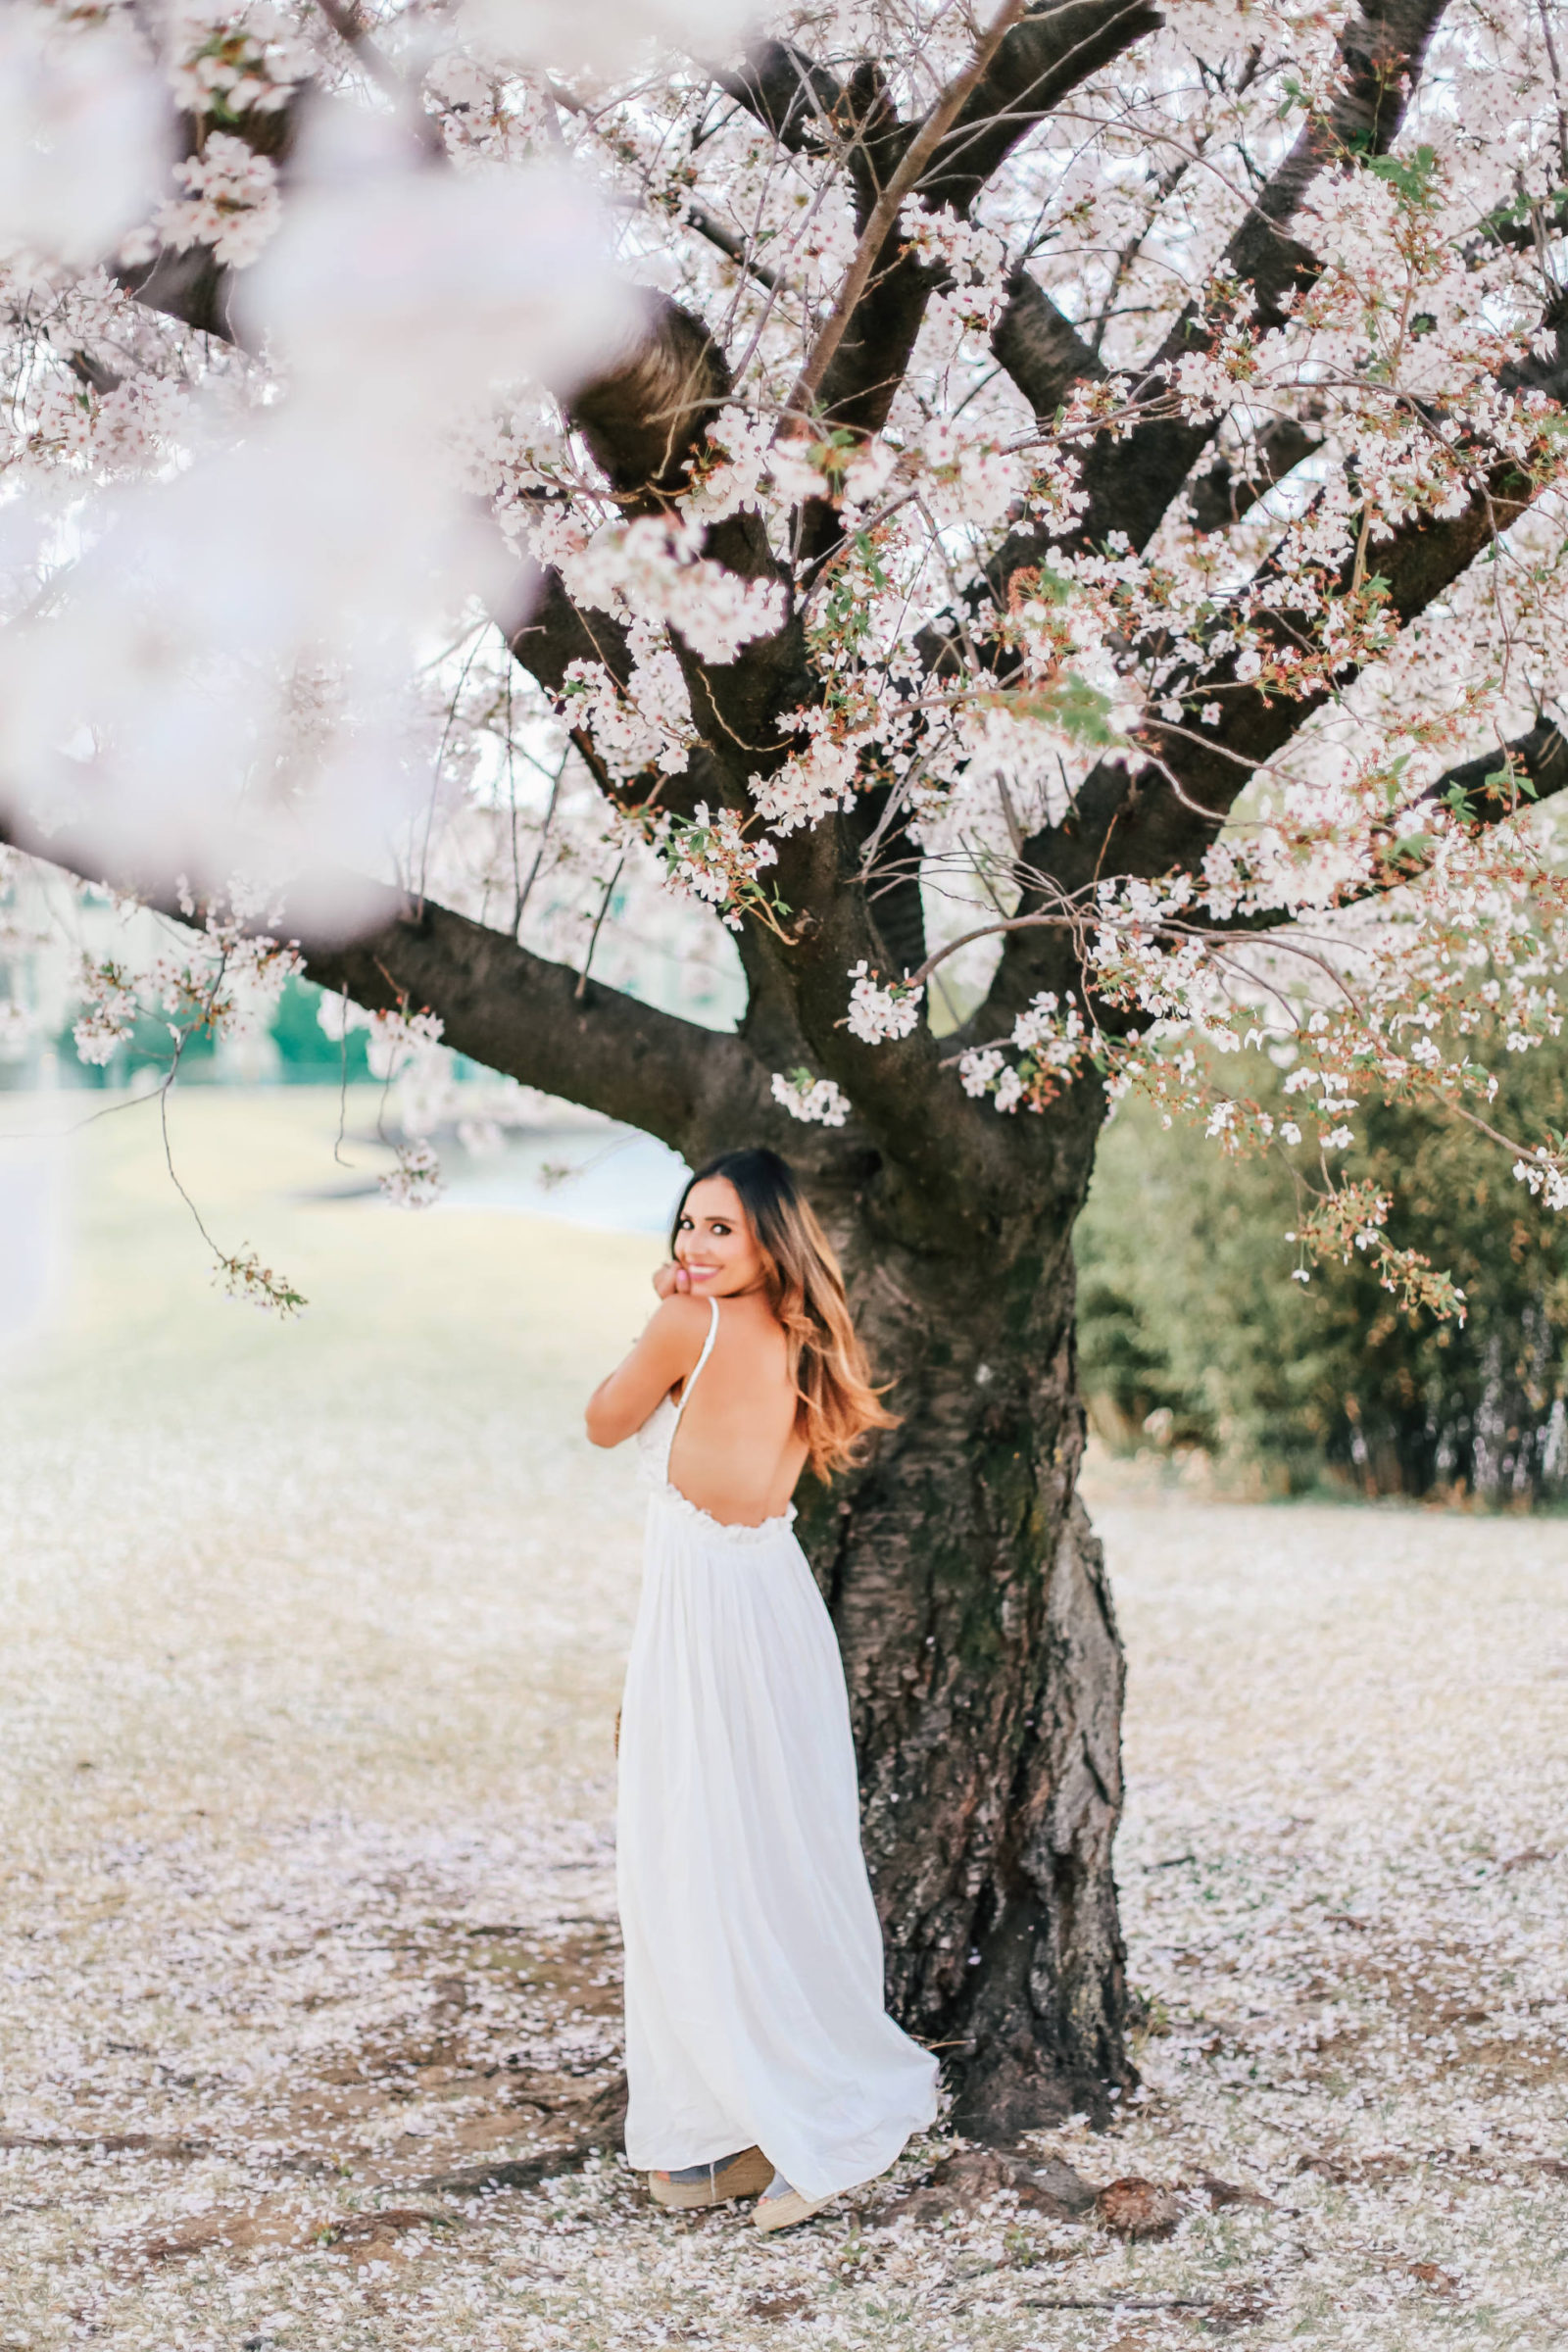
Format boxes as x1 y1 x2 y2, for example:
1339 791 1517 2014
585 1148 939 2231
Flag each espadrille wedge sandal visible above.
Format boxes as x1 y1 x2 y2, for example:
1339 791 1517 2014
649 2146 772 2210
753 2185 831 2233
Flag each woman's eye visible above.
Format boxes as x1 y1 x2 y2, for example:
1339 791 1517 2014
711 1222 730 1235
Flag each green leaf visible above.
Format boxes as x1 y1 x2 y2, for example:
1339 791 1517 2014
1003 673 1118 747
1366 144 1441 211
1386 830 1433 862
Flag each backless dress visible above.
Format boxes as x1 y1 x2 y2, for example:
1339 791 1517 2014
615 1295 939 2199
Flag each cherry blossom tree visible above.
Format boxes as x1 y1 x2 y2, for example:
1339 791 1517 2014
4 0 1568 2135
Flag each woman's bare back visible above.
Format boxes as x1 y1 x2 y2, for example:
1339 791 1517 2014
668 1294 808 1526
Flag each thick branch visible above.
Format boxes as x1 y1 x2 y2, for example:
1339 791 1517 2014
502 560 632 691
1065 0 1451 559
740 818 1029 1234
116 96 299 342
788 0 1031 421
0 810 762 1154
1221 713 1568 933
120 241 238 342
801 1 1157 450
714 40 847 155
991 266 1105 417
308 897 757 1154
568 296 733 508
717 43 900 228
923 0 1163 215
1420 712 1568 817
976 433 1548 1031
973 0 1447 613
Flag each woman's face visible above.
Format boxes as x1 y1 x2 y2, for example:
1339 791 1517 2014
673 1176 766 1297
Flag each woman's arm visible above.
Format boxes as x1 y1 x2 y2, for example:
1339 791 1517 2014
584 1292 708 1448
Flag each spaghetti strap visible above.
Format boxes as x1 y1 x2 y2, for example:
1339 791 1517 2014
671 1296 720 1428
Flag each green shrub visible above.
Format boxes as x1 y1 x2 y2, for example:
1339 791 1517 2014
1076 1033 1568 1503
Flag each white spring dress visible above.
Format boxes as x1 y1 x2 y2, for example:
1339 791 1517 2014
616 1296 939 2201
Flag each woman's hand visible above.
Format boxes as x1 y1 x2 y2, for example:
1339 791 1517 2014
653 1260 691 1299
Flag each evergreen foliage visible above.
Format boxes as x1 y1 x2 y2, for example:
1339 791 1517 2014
1078 1036 1568 1503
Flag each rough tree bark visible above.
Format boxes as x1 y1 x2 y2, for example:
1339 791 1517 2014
795 1154 1128 2136
21 0 1568 2140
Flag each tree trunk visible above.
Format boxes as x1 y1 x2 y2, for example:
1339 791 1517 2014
794 1173 1130 2139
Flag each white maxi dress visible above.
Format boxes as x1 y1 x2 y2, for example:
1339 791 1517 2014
616 1297 939 2201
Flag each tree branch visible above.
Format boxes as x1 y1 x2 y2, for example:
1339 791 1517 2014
990 265 1105 417
921 0 1163 214
971 0 1451 620
713 40 848 156
0 810 764 1154
115 89 300 342
1064 0 1452 559
795 1 1157 449
1416 711 1568 818
787 0 1032 423
1168 712 1568 935
307 896 752 1154
1180 711 1568 936
974 420 1552 1031
901 713 1568 983
568 295 734 508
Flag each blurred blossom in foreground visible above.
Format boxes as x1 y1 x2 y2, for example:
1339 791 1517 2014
0 102 635 933
241 105 636 415
459 0 756 76
0 5 165 266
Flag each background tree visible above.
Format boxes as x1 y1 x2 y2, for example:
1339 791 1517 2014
4 0 1568 2138
1079 1029 1568 1499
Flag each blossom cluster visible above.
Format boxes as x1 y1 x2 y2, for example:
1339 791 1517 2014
147 133 280 270
169 8 308 124
548 514 786 666
72 957 140 1068
380 1138 446 1211
771 1067 852 1126
562 646 695 782
657 804 781 932
1512 1142 1568 1213
845 961 924 1046
1286 1180 1469 1323
74 906 301 1075
958 991 1091 1114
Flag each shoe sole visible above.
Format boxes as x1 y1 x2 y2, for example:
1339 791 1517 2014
649 2148 774 2209
753 2188 830 2233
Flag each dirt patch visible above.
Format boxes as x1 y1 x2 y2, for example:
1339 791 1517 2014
1096 2177 1182 2240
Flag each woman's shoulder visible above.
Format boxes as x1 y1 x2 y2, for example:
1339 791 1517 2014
645 1291 713 1358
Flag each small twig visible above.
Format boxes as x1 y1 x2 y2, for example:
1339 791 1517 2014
906 907 1073 990
151 951 307 1312
1019 2295 1222 2312
514 754 566 933
333 989 353 1167
575 855 626 1002
687 204 780 291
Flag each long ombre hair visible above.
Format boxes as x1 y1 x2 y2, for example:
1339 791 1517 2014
672 1148 897 1480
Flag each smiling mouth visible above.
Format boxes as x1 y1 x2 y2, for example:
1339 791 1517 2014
683 1264 718 1280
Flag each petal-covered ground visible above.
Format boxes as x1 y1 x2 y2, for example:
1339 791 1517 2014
1 1089 1564 2349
